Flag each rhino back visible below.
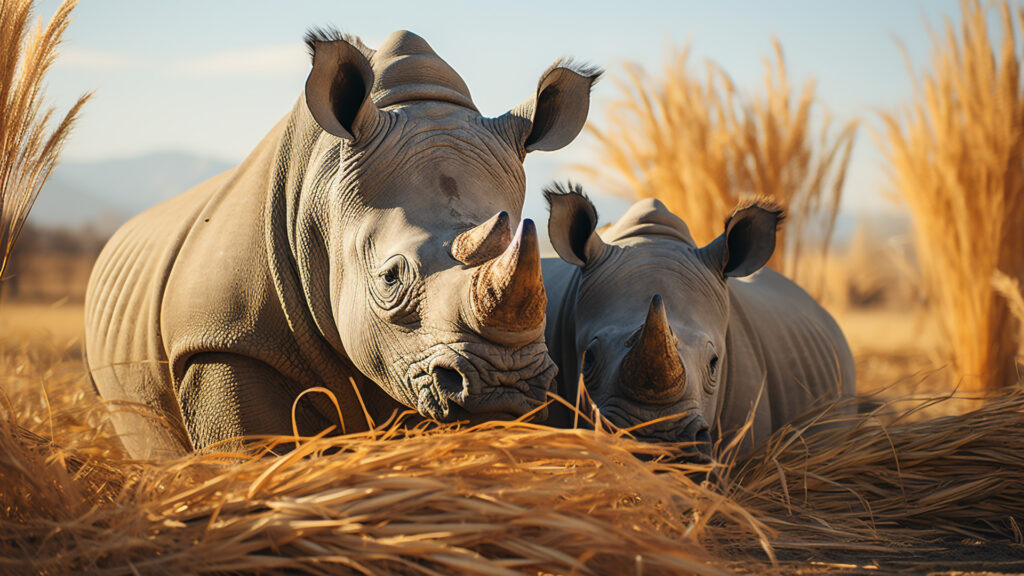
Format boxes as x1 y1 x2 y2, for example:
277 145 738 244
719 268 855 446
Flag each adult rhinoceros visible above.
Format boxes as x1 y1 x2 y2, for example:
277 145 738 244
541 183 855 456
84 30 601 459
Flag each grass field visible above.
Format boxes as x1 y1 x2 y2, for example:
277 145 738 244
0 300 84 346
3 298 1024 575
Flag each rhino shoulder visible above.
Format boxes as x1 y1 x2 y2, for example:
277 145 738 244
723 268 856 444
160 156 290 380
729 268 850 355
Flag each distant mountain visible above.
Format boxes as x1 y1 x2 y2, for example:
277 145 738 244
28 151 236 234
25 150 909 250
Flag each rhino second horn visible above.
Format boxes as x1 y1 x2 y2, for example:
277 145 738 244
452 211 512 266
620 294 686 404
471 219 546 332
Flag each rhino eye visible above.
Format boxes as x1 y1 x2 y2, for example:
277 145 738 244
381 265 400 286
378 255 408 289
705 345 720 394
370 255 419 323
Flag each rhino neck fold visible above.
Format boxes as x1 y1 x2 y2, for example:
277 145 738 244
563 270 584 396
542 258 584 404
265 98 351 367
717 283 762 429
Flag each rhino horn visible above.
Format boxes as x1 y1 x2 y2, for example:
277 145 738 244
470 219 546 332
620 294 686 404
452 211 512 266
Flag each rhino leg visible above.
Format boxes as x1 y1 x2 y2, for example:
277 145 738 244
87 358 192 460
177 353 336 453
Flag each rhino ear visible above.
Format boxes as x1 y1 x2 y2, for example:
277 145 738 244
304 30 382 141
544 182 607 267
508 60 602 153
700 199 785 278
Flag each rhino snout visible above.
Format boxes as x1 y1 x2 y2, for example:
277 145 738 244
414 364 469 421
691 422 712 456
411 346 555 423
663 414 712 459
604 401 712 460
430 363 544 422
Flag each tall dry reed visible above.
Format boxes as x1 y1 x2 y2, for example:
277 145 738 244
881 0 1024 390
582 40 857 282
0 0 89 288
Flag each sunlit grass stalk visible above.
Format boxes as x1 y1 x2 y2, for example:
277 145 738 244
0 0 90 288
581 40 856 285
881 0 1024 390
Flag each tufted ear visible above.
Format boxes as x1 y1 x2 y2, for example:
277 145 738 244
304 30 383 141
544 182 607 267
503 60 602 153
699 199 785 278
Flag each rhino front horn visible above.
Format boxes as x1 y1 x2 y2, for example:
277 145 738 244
620 294 685 404
452 211 512 266
470 219 546 332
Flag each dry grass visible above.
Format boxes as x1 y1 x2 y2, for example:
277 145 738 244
0 344 762 575
0 0 89 284
2 337 1024 575
581 40 857 286
736 391 1024 541
881 0 1024 390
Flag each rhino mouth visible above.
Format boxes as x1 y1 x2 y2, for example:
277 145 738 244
599 399 712 459
406 341 556 423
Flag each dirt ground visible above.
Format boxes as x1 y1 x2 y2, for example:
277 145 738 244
0 300 85 348
0 298 955 396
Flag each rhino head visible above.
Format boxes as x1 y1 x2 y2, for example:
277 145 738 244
545 183 783 452
298 31 600 422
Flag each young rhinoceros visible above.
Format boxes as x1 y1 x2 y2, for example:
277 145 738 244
541 184 855 455
84 30 601 459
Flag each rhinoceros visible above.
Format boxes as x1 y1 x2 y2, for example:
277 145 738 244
84 30 601 459
541 183 855 455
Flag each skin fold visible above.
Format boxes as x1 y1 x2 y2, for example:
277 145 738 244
83 31 601 459
541 183 855 457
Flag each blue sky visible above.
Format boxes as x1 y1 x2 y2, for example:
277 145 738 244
35 0 981 220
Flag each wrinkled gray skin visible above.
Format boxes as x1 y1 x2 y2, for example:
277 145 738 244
541 185 855 456
84 30 600 459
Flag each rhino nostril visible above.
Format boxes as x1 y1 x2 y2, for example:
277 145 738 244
694 428 712 454
695 428 711 444
433 367 466 404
